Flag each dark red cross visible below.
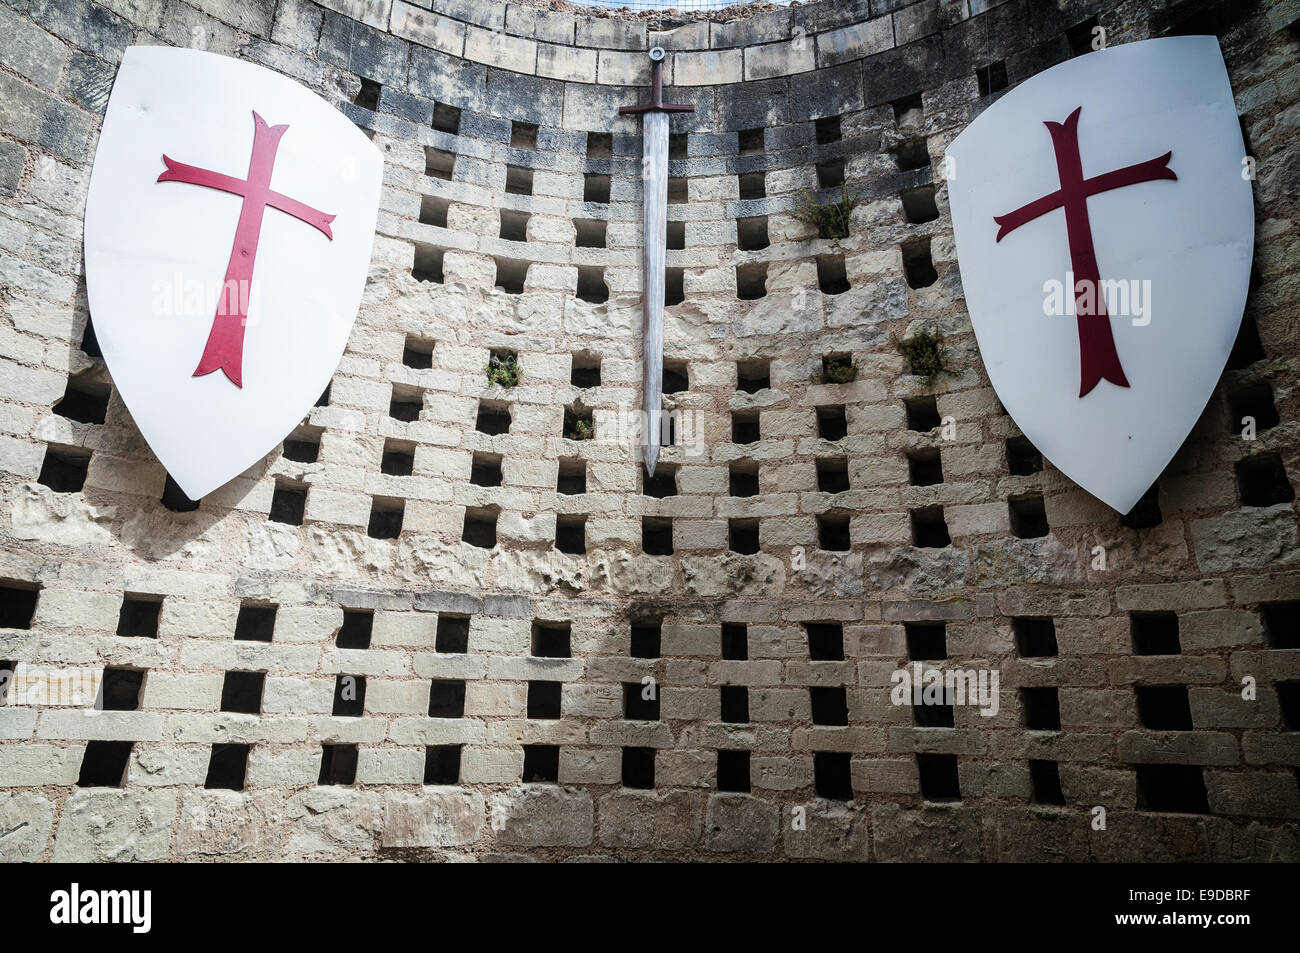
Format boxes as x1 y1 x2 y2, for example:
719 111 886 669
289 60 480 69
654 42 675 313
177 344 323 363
157 110 335 388
994 106 1176 397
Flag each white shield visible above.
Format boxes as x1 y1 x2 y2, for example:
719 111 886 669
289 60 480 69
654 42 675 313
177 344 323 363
946 36 1253 513
84 46 383 499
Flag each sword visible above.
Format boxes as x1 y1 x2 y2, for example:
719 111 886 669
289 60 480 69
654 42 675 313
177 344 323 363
620 47 693 476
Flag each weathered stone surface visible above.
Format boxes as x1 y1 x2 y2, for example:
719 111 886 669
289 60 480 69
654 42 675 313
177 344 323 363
490 786 593 848
383 790 486 847
52 790 178 863
0 792 55 861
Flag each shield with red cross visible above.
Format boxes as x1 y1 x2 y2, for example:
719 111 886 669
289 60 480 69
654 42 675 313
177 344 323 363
84 46 383 499
945 36 1253 513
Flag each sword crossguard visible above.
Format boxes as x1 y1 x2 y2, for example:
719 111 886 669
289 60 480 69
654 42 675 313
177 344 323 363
619 56 695 116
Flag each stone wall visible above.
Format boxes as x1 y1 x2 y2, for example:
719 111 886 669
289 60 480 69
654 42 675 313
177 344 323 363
0 0 1297 861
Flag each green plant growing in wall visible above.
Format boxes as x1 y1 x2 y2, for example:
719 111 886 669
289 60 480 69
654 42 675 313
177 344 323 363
792 183 857 240
893 329 950 385
569 418 593 441
822 354 858 384
486 351 521 388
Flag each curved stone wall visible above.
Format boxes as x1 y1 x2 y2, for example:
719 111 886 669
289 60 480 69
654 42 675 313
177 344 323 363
0 0 1297 860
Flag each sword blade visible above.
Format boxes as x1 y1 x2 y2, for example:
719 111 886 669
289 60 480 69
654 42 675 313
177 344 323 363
641 111 669 476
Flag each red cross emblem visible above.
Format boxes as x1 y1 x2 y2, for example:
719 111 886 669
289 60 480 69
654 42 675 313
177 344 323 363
994 106 1177 396
157 111 336 387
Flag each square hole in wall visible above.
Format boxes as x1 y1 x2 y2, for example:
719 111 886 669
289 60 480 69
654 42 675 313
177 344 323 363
219 671 264 714
494 258 527 294
1227 382 1279 434
907 449 943 486
100 667 144 711
161 474 201 512
80 317 102 358
892 92 924 129
731 409 760 444
814 114 842 144
1136 764 1208 813
428 679 466 718
0 581 39 629
532 620 571 658
1275 682 1299 728
816 158 845 188
661 360 689 394
903 236 938 288
668 131 688 159
894 137 929 171
622 746 655 789
557 458 586 495
563 405 593 440
576 265 609 303
666 220 685 250
911 506 950 548
205 743 249 791
736 215 769 251
977 60 1009 96
586 131 612 157
737 127 764 153
1013 617 1058 657
337 609 373 649
381 439 415 477
432 102 461 134
722 623 748 661
574 218 607 248
419 194 449 229
738 171 765 200
913 698 954 727
510 120 538 149
810 686 849 726
353 77 380 111
1009 493 1049 539
504 165 533 196
905 396 941 432
901 184 939 224
332 674 366 717
630 619 661 659
522 744 559 783
717 749 751 792
413 244 445 283
623 681 660 720
817 254 851 295
436 614 470 654
527 680 562 719
720 685 749 723
78 741 132 787
584 173 611 203
1066 16 1100 56
805 622 844 661
1227 311 1265 369
117 594 161 638
642 463 678 498
555 514 586 555
667 177 688 204
1235 453 1294 507
1261 602 1300 649
1022 687 1061 730
814 751 853 800
1121 483 1163 529
319 744 357 785
283 428 322 464
917 753 960 801
499 208 530 242
367 497 404 540
905 622 946 660
817 512 850 551
470 451 503 487
462 506 498 549
1030 759 1066 805
389 384 425 422
234 603 276 642
729 518 760 555
38 444 89 494
816 457 850 493
570 352 601 388
1131 612 1181 655
54 374 109 425
424 147 455 180
1136 685 1193 730
1005 436 1042 475
475 400 511 435
425 744 461 784
665 267 685 306
736 262 768 300
816 405 847 441
642 516 673 556
729 460 759 497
